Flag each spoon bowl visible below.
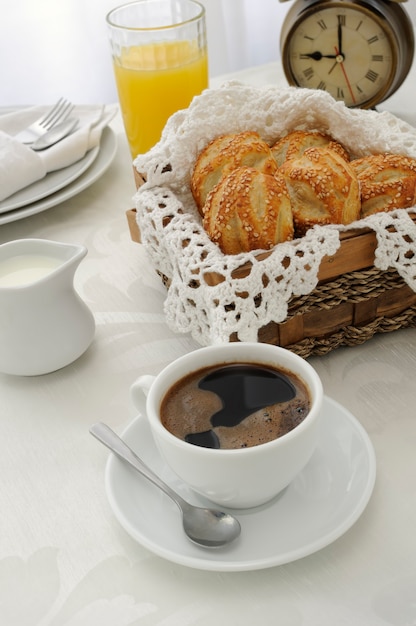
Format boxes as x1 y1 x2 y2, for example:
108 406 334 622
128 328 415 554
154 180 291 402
90 422 241 548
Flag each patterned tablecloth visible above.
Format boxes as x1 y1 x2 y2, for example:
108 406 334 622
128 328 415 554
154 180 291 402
1 64 416 625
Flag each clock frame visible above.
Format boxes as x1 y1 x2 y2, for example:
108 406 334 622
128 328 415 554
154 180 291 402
280 0 415 108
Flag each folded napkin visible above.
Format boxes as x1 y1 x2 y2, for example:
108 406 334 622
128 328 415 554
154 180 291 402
0 104 117 202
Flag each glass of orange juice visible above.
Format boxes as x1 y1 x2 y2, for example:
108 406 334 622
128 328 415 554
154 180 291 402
106 0 208 158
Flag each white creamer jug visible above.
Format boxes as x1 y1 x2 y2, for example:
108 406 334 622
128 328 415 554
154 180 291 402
0 238 95 376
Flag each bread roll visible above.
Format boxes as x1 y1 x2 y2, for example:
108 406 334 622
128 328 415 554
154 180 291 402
272 130 350 167
350 153 416 217
191 131 278 214
280 147 361 236
203 167 294 254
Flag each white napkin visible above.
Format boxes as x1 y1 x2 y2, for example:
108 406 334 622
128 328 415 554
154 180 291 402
0 104 118 202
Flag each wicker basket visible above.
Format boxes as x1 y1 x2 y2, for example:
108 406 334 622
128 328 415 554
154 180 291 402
127 83 416 357
127 189 416 358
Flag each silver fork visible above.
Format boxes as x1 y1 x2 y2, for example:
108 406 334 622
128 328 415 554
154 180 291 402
14 98 75 144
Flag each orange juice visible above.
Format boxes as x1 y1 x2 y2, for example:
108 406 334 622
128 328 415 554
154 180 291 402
114 40 208 157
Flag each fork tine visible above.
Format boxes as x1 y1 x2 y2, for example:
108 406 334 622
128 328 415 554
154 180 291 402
38 97 65 126
14 98 75 144
42 100 73 130
44 101 74 130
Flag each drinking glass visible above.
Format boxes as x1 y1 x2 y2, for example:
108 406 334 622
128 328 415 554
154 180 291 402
106 0 208 158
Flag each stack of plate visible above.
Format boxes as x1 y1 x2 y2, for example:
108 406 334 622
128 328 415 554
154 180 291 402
0 125 117 226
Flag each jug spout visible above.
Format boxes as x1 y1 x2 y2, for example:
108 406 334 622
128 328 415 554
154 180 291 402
0 238 86 289
0 238 95 376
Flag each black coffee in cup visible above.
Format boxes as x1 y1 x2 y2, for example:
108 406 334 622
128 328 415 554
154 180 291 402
160 362 311 449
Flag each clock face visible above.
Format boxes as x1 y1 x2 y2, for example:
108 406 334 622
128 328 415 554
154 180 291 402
282 2 398 108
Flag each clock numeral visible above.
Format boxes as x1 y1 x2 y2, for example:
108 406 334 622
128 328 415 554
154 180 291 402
357 85 363 94
367 35 379 44
317 81 327 90
356 20 363 32
366 69 379 82
317 19 327 30
337 14 346 26
303 67 314 80
372 55 383 62
337 87 345 99
303 35 314 41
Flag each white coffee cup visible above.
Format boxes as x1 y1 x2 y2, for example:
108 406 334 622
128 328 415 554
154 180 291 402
131 342 323 508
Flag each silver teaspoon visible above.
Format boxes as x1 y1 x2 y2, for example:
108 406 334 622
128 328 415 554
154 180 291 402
90 422 241 548
31 117 79 151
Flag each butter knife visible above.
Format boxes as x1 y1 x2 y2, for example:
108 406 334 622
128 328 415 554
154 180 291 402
31 117 79 151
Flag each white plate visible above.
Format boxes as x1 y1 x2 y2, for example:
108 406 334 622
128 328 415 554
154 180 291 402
105 396 376 572
0 143 100 214
0 127 117 225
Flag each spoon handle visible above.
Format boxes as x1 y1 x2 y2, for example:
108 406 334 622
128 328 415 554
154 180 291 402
90 422 186 511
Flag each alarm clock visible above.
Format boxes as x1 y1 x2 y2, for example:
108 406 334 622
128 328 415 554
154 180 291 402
279 0 415 108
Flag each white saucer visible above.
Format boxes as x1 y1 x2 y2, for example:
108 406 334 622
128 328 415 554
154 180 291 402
0 127 117 225
105 396 376 572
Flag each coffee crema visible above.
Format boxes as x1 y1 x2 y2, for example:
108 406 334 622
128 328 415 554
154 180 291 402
160 362 311 449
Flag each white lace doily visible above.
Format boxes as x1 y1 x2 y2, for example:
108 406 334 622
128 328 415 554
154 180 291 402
133 83 416 346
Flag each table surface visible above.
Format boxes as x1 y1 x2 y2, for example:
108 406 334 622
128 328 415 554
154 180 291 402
1 64 416 625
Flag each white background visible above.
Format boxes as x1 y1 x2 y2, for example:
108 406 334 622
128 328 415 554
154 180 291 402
0 0 290 105
1 0 415 106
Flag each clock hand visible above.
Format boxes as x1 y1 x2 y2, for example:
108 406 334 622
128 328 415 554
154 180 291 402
334 46 356 105
337 19 343 57
328 60 338 75
301 51 338 61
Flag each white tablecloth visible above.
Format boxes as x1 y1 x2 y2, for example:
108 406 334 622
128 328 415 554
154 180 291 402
1 64 416 625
